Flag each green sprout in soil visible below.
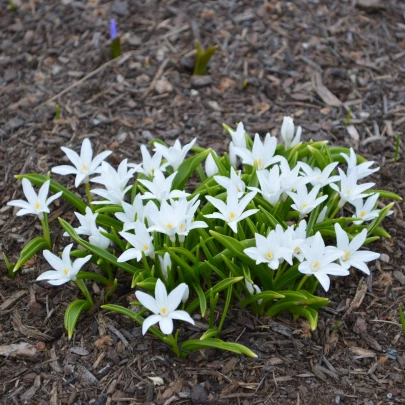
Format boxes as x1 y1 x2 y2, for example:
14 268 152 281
193 41 218 76
399 306 405 335
110 19 121 59
394 134 401 163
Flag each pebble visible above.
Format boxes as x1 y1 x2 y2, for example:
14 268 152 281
191 384 208 404
380 253 390 263
155 78 173 94
23 30 35 45
393 270 405 285
190 75 213 88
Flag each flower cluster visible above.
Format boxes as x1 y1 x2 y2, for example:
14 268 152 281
6 116 397 357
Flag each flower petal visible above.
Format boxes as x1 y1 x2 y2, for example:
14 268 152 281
117 248 141 262
168 310 195 325
61 146 82 170
142 314 161 335
22 178 37 206
154 279 168 309
159 317 174 335
167 283 187 312
135 291 159 315
43 250 65 272
52 165 79 176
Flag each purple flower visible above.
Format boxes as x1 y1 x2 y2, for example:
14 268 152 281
110 19 117 40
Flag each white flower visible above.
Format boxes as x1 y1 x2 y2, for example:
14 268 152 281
181 284 189 303
138 170 189 203
233 133 282 170
248 166 286 206
298 232 348 292
228 122 247 168
159 252 171 281
245 279 262 305
91 160 135 205
287 184 328 219
117 222 155 262
52 138 112 187
65 206 98 237
154 138 196 171
37 243 91 286
330 168 375 208
351 193 381 225
88 223 110 250
244 226 294 270
341 148 379 180
63 207 109 249
300 162 340 188
147 198 206 242
8 179 62 220
214 167 246 198
280 116 302 149
280 224 305 262
334 223 380 275
129 145 164 177
316 206 328 224
205 152 219 177
135 279 195 335
279 157 307 194
204 187 258 233
170 196 208 242
229 122 247 149
115 194 146 230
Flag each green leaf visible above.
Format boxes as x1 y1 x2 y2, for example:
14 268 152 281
192 282 207 317
59 218 140 275
193 41 218 75
307 145 328 170
172 149 211 190
186 277 243 314
96 214 123 231
288 306 319 331
64 299 92 339
181 338 257 357
363 190 402 201
200 328 220 340
3 252 15 279
15 174 87 213
367 202 394 235
13 237 50 272
399 306 405 334
111 36 121 59
242 290 285 306
95 205 123 214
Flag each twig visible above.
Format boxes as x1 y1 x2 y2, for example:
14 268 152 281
140 58 170 100
37 50 142 108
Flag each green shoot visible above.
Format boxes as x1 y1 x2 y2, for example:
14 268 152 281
394 134 401 163
193 41 218 76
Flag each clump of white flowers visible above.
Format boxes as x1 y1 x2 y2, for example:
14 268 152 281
5 116 399 358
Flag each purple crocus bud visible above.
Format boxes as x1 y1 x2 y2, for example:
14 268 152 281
110 19 117 40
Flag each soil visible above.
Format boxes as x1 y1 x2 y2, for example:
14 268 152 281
1 0 405 404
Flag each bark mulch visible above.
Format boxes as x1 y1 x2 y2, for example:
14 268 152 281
0 0 405 404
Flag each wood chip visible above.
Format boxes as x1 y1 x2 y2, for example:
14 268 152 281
12 310 53 341
0 290 26 311
312 72 342 107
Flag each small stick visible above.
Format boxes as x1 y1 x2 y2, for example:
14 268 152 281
37 50 142 108
140 58 170 100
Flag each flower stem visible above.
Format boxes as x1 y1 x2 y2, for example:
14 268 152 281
40 214 52 249
85 182 92 204
296 275 309 291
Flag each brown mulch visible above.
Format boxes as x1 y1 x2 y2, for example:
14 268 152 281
1 0 405 404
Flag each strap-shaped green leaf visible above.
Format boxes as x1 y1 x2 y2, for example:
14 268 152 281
192 281 207 317
193 41 218 75
307 145 328 170
186 277 243 313
363 190 402 201
181 338 257 358
15 174 87 213
13 237 50 272
64 299 92 339
242 290 285 306
172 149 211 190
367 202 394 235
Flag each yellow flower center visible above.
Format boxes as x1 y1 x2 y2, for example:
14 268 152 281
82 163 88 172
160 307 167 315
294 246 301 254
229 212 236 220
63 269 69 276
345 190 351 195
311 261 320 272
166 223 173 230
359 210 366 218
266 252 273 260
35 202 41 209
237 186 241 192
343 251 350 261
179 223 185 232
254 158 263 169
143 244 149 251
302 203 308 209
149 168 154 175
316 176 321 181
